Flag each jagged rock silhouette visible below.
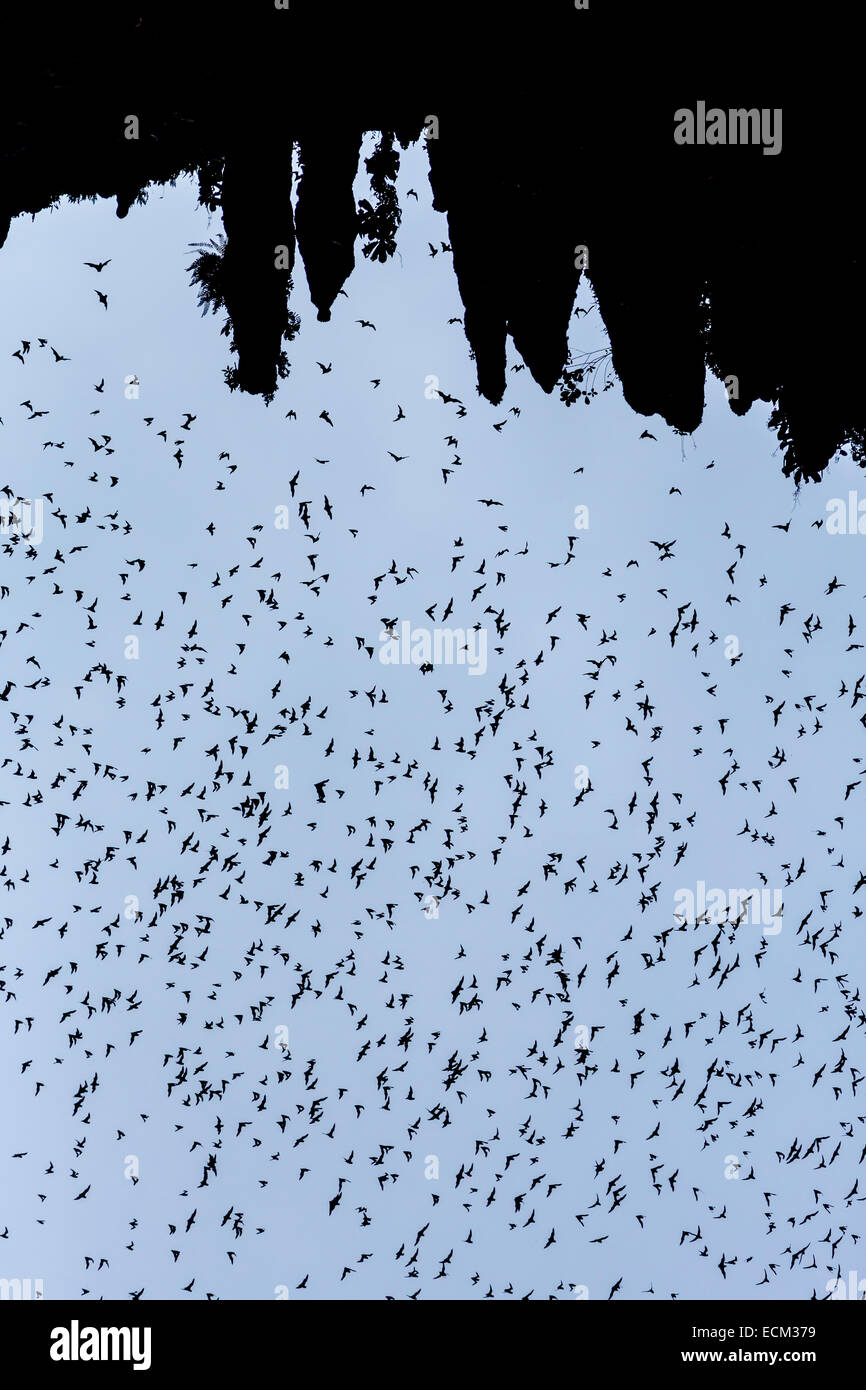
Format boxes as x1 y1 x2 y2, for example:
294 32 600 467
0 0 860 479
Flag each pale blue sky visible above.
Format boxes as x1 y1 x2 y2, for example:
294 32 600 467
1 139 865 1302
